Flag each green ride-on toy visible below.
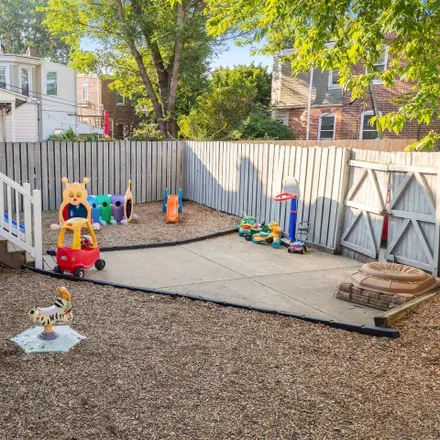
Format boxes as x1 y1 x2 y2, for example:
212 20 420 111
236 214 259 237
251 222 283 249
244 222 271 241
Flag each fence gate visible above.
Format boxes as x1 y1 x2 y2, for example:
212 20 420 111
339 160 389 260
385 164 440 275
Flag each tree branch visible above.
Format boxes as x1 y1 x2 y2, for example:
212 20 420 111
113 0 166 136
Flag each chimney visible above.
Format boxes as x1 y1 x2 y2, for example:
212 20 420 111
27 47 39 58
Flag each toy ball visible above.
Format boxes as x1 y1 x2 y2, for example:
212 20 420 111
92 223 101 230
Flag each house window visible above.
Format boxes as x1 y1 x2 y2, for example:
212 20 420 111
318 114 336 140
116 92 125 106
328 68 340 89
46 72 57 95
368 48 388 84
82 84 88 104
20 68 31 96
360 112 379 139
0 66 8 89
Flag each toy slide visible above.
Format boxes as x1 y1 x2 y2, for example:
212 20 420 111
166 196 179 223
162 188 183 223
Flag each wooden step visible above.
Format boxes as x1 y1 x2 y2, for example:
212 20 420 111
0 240 35 269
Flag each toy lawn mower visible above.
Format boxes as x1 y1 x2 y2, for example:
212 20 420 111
288 222 310 254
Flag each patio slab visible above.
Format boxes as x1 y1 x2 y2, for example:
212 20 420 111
183 235 360 278
87 245 244 288
62 234 378 326
167 277 332 321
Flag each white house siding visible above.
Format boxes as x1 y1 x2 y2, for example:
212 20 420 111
39 61 77 140
4 103 39 142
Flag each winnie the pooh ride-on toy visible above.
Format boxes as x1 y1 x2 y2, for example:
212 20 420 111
251 222 283 248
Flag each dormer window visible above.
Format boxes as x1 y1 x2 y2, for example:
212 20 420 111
328 68 340 89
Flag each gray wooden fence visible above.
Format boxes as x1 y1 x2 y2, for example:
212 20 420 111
1 139 440 274
184 141 348 250
0 141 184 211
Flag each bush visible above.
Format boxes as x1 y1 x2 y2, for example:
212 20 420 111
131 123 163 141
228 113 295 140
46 127 78 141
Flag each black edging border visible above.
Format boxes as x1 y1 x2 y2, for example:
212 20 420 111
23 266 400 339
46 228 239 255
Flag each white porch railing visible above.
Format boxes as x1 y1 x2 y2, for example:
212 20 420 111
0 171 42 268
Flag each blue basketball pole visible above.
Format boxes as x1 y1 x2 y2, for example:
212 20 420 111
289 196 297 241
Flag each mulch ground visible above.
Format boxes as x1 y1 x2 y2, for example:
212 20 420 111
1 269 439 440
42 201 239 251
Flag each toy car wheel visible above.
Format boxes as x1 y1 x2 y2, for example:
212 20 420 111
54 265 62 274
244 235 252 241
266 237 274 244
272 241 281 249
303 245 307 253
74 268 85 278
95 259 106 270
288 247 293 253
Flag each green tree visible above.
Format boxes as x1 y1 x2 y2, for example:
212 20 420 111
43 0 216 138
0 0 69 62
179 64 276 139
228 113 294 140
206 0 440 150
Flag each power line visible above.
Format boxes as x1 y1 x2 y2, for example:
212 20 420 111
2 83 100 110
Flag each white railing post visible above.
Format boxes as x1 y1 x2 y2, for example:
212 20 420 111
23 183 33 247
0 180 4 231
32 189 43 269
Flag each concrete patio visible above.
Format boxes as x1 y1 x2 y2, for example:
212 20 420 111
74 234 378 326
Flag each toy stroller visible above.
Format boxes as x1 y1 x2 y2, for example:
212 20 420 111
288 222 310 254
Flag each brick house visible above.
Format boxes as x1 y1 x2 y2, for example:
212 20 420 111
271 49 440 141
77 74 138 138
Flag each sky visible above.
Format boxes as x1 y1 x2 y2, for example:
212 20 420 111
81 39 273 71
211 41 273 70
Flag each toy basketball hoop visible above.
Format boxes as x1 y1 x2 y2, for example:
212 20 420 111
283 177 300 198
274 192 297 202
274 176 301 242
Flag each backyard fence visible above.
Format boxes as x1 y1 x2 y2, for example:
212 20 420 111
1 139 440 274
0 141 184 211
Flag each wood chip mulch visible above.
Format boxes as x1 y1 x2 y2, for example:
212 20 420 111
1 269 439 440
42 201 240 251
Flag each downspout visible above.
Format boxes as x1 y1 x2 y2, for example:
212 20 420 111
306 66 314 140
369 82 383 139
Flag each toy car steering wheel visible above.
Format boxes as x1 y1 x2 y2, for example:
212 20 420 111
274 192 297 202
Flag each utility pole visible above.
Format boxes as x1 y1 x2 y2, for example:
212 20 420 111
306 66 314 140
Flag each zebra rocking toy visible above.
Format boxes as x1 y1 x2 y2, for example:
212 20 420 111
29 287 73 340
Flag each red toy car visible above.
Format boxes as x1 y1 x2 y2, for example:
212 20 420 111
54 218 105 278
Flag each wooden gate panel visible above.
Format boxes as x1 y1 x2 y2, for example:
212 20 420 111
386 165 439 274
339 160 388 261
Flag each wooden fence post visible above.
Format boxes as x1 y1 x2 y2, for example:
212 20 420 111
333 148 351 254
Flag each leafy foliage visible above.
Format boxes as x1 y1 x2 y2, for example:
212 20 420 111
178 64 285 140
228 113 294 140
206 0 440 150
0 0 69 62
43 0 217 138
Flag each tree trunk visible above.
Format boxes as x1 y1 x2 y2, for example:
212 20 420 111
166 3 185 138
113 0 167 138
